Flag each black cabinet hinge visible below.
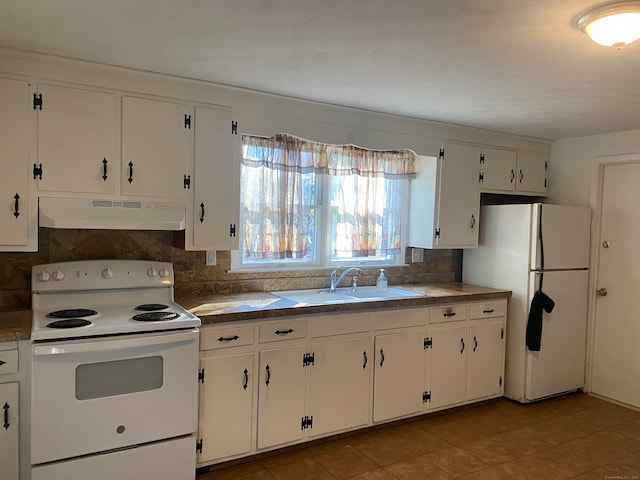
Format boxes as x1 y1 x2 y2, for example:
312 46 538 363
435 228 441 238
301 415 313 430
422 391 431 403
231 120 238 135
198 368 205 384
196 439 203 453
0 359 5 367
544 161 548 171
303 352 315 367
480 153 485 164
499 376 503 387
33 93 43 110
479 172 484 183
501 328 504 339
544 178 547 188
184 175 191 189
229 224 236 237
439 148 444 160
424 337 432 349
33 163 43 180
184 114 191 129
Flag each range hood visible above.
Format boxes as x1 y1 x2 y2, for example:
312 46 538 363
39 197 186 230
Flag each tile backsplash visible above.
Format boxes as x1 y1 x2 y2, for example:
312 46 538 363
0 229 461 309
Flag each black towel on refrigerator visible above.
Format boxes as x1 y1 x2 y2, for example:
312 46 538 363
525 290 556 351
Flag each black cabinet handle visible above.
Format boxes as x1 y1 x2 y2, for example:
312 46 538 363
473 336 478 352
274 328 294 335
470 214 476 228
199 203 205 223
13 193 20 218
379 349 385 367
519 170 524 183
242 368 249 390
510 169 515 183
3 402 9 430
443 312 456 318
362 351 368 369
128 161 134 183
265 365 271 386
460 338 465 354
102 158 108 181
483 309 495 314
218 335 239 342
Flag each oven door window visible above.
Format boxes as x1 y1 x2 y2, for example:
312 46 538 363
75 356 163 400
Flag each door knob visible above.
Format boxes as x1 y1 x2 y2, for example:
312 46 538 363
602 241 611 248
596 288 608 297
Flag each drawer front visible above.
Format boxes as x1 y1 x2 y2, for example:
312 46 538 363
470 300 506 320
200 324 255 351
310 313 371 338
429 305 469 324
0 349 19 375
259 318 307 343
373 308 428 330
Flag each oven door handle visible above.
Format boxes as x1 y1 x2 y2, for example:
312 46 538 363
33 329 199 356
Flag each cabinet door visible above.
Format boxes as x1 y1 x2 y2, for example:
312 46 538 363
191 106 239 250
0 77 32 248
121 96 192 199
480 148 516 191
468 319 505 401
436 143 481 248
0 382 19 480
36 84 115 194
257 343 306 449
373 330 427 422
516 152 548 195
309 336 370 437
198 352 254 464
428 323 467 410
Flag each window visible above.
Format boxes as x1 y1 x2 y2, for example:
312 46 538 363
233 133 416 270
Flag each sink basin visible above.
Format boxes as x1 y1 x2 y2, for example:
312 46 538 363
272 286 424 305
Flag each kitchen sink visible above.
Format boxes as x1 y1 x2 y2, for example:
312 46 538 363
272 286 424 305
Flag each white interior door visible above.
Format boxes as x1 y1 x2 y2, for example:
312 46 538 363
591 162 640 408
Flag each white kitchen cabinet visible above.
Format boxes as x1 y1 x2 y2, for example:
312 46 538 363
480 148 547 195
0 77 36 251
409 143 481 249
121 96 193 199
0 382 19 480
428 322 468 410
187 106 239 250
34 83 116 195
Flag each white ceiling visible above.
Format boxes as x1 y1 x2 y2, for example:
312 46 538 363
1 0 639 140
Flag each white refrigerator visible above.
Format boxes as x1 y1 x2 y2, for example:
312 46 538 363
463 203 591 403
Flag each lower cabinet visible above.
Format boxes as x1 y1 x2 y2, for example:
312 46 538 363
0 382 19 480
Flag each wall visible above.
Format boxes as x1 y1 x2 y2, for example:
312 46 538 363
0 229 461 311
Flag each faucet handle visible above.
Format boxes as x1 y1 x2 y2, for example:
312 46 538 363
352 275 359 291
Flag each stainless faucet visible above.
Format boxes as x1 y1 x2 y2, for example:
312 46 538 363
329 266 363 292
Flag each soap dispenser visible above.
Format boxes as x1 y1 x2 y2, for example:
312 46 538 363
376 269 388 290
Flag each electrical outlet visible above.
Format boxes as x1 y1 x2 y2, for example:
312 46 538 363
205 250 217 266
411 248 424 263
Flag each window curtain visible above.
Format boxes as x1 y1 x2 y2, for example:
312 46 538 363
241 133 416 260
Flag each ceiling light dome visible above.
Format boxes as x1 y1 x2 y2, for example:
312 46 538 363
577 1 640 49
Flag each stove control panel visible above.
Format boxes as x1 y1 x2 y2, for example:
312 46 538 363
32 260 174 292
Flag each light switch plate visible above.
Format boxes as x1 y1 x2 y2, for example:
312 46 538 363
206 250 217 266
411 248 424 263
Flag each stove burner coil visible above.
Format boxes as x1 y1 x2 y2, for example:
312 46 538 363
47 308 98 319
132 312 180 322
134 304 170 311
46 318 92 329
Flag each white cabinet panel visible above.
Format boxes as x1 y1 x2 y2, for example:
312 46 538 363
468 319 505 401
480 148 517 191
0 382 19 480
516 152 547 195
428 323 467 410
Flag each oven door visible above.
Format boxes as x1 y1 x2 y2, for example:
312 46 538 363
31 328 199 465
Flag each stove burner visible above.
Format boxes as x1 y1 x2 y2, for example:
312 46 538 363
135 304 170 312
132 312 180 322
47 308 98 319
47 318 92 329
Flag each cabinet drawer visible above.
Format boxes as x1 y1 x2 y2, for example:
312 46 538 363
429 305 469 324
470 300 506 319
373 308 427 330
0 349 18 374
200 324 255 351
310 313 371 338
259 318 307 343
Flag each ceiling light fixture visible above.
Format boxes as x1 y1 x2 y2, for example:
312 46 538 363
576 1 640 49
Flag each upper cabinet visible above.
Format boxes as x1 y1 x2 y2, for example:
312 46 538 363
34 83 116 194
122 96 193 199
0 77 37 251
409 142 481 249
480 148 548 195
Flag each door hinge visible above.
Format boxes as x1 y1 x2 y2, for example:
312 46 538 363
231 120 238 135
422 391 431 403
544 161 548 171
0 360 5 366
301 415 313 430
33 93 43 110
424 337 432 349
198 368 205 384
501 328 504 339
183 174 191 189
479 172 484 183
196 438 203 454
499 376 503 387
229 224 236 237
303 352 315 367
544 178 547 188
184 114 192 129
480 153 485 164
33 163 43 180
439 148 445 160
435 228 441 238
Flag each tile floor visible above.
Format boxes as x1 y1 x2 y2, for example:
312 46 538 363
197 393 640 480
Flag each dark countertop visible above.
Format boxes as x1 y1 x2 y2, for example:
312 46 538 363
0 308 32 342
178 283 512 326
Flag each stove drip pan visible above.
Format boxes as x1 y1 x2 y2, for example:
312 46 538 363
135 304 170 311
47 308 98 319
132 312 180 322
46 318 92 329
